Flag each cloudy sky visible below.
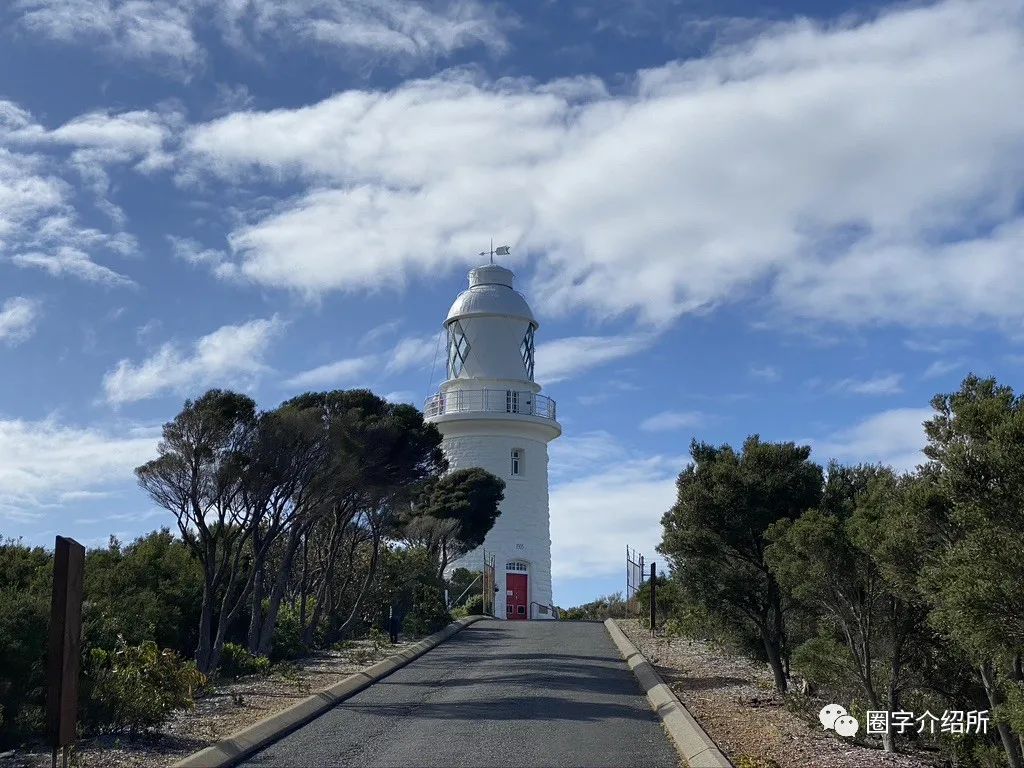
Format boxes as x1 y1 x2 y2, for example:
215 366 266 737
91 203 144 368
1 0 1023 606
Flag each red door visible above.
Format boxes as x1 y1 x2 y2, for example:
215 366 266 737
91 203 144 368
506 573 528 620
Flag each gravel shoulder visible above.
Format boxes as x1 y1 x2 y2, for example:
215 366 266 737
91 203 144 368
616 620 940 768
0 637 417 768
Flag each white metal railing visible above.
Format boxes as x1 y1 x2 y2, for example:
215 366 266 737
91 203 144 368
424 389 557 420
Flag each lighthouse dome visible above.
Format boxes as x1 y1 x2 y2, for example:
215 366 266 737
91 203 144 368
446 265 536 328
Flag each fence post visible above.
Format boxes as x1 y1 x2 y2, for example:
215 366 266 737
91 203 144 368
46 536 85 768
649 561 656 634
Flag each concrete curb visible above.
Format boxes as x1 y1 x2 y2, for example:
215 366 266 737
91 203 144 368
172 616 485 768
605 619 733 768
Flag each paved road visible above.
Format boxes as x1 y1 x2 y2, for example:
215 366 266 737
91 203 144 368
241 620 680 767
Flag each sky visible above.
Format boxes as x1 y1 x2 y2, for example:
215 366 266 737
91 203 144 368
1 0 1023 608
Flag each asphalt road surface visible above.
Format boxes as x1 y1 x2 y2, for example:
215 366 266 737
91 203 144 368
240 620 681 767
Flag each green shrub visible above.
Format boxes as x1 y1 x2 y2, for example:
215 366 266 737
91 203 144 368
270 603 308 661
366 627 389 652
452 592 485 618
83 531 202 658
402 583 450 637
463 593 484 615
81 638 205 735
217 643 270 679
0 541 52 746
560 593 629 621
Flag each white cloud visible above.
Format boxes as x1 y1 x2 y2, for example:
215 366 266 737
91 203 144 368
548 430 627 481
923 359 965 379
833 373 904 395
0 103 153 284
549 432 683 579
0 417 158 520
0 297 41 345
639 410 705 432
283 333 442 390
384 334 440 375
811 407 932 472
283 354 377 390
168 235 236 279
230 0 508 62
180 0 1024 332
14 0 203 75
46 109 177 170
0 148 65 244
535 334 653 384
103 316 284 404
750 365 780 382
12 246 134 287
13 0 507 76
383 390 417 404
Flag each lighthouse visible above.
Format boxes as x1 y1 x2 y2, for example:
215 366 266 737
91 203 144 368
425 260 561 620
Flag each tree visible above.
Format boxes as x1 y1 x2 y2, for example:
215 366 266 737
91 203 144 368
135 389 262 674
240 403 335 656
919 375 1024 768
273 390 447 647
403 467 505 577
659 436 823 694
766 464 930 752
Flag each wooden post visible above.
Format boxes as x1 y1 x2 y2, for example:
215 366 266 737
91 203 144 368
649 562 656 634
46 536 85 767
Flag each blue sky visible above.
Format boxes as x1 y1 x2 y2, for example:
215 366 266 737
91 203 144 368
1 0 1023 607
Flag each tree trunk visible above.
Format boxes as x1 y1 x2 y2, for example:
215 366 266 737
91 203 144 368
333 527 382 641
763 579 788 695
195 581 215 674
761 626 788 695
981 660 1023 768
246 567 265 654
256 528 303 656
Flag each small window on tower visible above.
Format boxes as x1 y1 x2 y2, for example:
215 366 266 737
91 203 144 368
520 326 535 380
447 321 471 378
511 448 521 476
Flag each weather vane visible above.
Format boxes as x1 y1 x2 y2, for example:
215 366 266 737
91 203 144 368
479 238 510 264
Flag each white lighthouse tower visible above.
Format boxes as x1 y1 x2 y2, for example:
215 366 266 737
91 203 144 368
425 259 561 620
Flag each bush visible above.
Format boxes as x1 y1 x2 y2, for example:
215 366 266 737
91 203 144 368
463 593 484 615
84 531 202 659
402 583 450 637
217 643 270 679
82 638 205 735
561 593 629 621
452 593 485 618
0 540 52 746
270 603 308 662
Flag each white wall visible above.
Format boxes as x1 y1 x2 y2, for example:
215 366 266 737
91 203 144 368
443 432 554 618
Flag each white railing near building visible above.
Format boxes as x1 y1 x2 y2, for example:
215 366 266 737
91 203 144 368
424 389 557 421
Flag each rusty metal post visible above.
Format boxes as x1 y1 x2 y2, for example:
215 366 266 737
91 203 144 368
46 536 85 768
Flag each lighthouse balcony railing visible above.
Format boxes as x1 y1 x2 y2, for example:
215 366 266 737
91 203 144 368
424 389 557 421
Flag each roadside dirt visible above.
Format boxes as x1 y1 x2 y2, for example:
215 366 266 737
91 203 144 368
617 620 940 768
0 637 416 768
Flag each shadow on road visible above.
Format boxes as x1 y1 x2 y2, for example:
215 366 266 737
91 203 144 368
342 695 654 723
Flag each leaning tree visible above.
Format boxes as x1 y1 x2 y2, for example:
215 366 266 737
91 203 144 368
659 436 823 694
